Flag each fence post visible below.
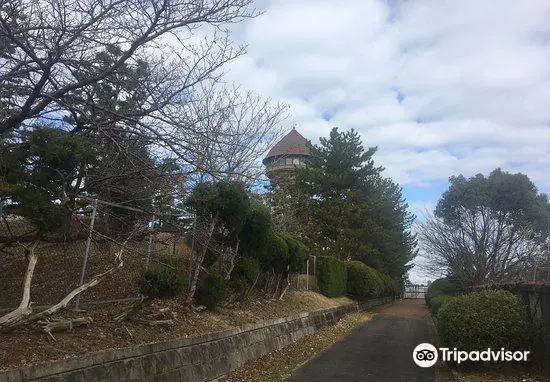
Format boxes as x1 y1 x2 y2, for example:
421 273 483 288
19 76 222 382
75 198 98 310
306 258 309 290
146 215 155 269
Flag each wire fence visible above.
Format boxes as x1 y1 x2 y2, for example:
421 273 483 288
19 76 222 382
0 197 190 311
289 255 319 292
0 197 324 312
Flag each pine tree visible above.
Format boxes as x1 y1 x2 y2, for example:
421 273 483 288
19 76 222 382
287 127 417 282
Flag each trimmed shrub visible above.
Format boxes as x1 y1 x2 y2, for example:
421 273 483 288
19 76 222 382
425 277 463 305
195 272 228 310
228 275 249 300
369 267 385 297
241 257 261 284
261 232 289 273
436 290 530 353
429 295 453 315
229 256 261 300
283 235 309 272
346 261 380 300
138 257 187 299
317 256 347 297
379 273 396 297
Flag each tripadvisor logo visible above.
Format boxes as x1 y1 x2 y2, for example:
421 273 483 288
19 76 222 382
413 343 438 368
413 343 530 368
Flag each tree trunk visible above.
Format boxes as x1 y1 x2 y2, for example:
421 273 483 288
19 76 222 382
0 233 132 330
271 274 281 300
244 272 260 300
0 242 39 328
279 273 290 300
30 255 124 322
223 239 239 279
186 215 218 304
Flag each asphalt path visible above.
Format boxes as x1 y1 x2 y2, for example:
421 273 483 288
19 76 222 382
287 300 436 382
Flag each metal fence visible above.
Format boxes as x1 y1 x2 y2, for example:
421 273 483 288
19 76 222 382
289 255 319 291
0 197 188 312
404 284 427 299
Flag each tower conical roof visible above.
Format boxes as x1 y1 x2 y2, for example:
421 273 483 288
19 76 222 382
265 128 312 159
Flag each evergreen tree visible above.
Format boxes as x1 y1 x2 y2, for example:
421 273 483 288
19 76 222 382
286 127 417 281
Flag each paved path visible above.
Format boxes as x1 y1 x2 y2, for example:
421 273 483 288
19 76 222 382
287 300 436 382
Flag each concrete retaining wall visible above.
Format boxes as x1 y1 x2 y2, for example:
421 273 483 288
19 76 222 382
0 298 392 382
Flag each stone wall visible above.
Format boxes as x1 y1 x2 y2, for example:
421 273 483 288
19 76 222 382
0 298 391 382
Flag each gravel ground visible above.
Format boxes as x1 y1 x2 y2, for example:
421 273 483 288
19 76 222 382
220 312 373 382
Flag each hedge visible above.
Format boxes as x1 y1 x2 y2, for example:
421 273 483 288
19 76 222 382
283 235 309 273
436 290 530 353
138 257 187 299
379 273 397 297
425 277 463 305
346 261 382 300
317 256 347 297
429 295 454 315
195 272 228 310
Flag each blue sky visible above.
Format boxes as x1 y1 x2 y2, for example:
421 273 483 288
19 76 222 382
222 0 550 282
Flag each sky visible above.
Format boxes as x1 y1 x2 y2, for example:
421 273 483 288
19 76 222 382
223 0 550 282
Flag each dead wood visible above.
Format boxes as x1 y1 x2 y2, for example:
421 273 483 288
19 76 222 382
38 317 93 341
136 319 174 326
112 298 148 323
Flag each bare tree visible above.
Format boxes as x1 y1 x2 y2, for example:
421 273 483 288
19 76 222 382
1 0 254 135
171 85 288 183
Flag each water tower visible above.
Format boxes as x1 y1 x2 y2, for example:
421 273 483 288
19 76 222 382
263 127 312 181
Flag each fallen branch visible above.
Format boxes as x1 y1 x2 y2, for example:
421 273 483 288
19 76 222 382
112 298 147 323
38 317 93 341
0 240 39 328
136 318 174 326
0 231 137 330
145 307 177 320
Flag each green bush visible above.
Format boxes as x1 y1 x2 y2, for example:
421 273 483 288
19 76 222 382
228 275 249 300
369 267 385 297
317 256 347 297
346 261 381 300
436 290 530 353
228 256 261 300
425 277 463 305
138 257 187 299
195 272 228 310
429 295 454 315
241 257 261 283
261 232 289 273
283 235 309 272
379 273 396 297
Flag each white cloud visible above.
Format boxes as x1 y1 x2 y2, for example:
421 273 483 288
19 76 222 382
225 0 550 193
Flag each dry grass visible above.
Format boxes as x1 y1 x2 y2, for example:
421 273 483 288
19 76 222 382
221 311 372 382
0 291 353 371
